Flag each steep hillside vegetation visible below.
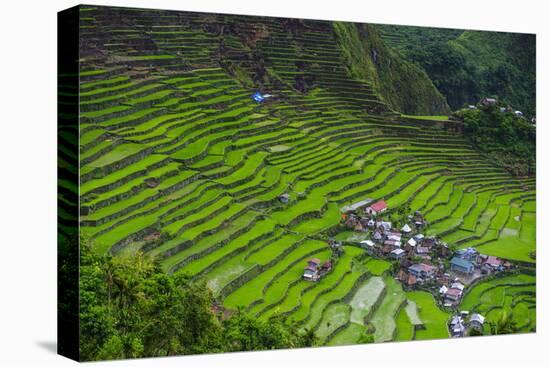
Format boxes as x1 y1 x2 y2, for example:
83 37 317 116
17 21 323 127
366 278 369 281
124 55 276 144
334 22 450 115
378 25 536 115
376 24 462 51
449 31 536 115
454 104 536 176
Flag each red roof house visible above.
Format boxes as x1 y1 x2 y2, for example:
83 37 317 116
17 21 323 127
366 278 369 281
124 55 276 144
365 200 388 215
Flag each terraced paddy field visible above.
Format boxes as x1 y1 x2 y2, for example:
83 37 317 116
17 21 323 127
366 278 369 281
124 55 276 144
69 6 536 347
459 274 536 333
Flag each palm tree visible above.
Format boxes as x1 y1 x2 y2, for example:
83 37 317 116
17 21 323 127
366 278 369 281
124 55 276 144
489 311 518 335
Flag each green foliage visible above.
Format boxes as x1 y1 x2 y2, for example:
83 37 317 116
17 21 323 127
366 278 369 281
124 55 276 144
333 22 450 115
377 24 462 52
468 327 483 337
455 106 535 176
450 31 535 116
79 242 314 361
408 42 478 109
223 312 316 351
357 331 375 344
377 25 536 116
488 310 519 335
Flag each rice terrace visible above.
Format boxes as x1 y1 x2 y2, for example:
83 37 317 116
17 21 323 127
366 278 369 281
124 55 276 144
58 5 536 360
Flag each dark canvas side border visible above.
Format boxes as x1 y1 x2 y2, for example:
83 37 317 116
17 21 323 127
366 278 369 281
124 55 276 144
58 5 80 362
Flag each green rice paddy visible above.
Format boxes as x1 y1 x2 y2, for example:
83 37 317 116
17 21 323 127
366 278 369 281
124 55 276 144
75 7 536 347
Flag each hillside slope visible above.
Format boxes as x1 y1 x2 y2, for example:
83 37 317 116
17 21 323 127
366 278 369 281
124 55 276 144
219 18 451 115
377 25 536 115
449 31 536 115
334 22 450 115
454 104 536 176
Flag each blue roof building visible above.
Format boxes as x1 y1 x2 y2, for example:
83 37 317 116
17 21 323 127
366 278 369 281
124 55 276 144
252 92 265 103
450 257 475 274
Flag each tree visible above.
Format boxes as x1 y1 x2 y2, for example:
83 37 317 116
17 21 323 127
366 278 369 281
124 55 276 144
488 311 518 335
79 242 225 360
79 240 314 361
222 312 315 351
456 107 535 176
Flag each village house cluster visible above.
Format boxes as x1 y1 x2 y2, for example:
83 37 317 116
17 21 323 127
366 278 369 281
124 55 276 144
303 240 343 282
303 258 332 282
468 97 535 124
449 311 486 337
302 194 522 337
300 198 518 337
341 199 445 279
346 203 425 263
337 198 512 312
450 247 512 276
393 245 512 311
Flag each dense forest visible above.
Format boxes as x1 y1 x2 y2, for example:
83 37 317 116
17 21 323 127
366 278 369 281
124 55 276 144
454 104 536 176
79 242 315 361
376 25 536 116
